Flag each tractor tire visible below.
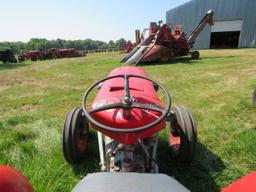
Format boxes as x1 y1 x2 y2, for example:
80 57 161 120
63 108 89 165
191 51 200 60
2 58 7 63
11 57 18 63
18 56 25 63
169 105 197 164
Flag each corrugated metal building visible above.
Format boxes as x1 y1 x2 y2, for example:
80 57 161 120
166 0 256 48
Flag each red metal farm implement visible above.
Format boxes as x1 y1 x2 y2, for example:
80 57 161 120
121 10 214 65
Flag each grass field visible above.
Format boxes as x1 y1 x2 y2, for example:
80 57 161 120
0 49 255 192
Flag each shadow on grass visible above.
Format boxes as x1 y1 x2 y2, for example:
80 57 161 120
135 55 237 66
137 57 200 66
158 139 225 192
0 62 28 71
202 55 236 59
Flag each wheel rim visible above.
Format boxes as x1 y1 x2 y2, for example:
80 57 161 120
77 118 88 152
170 122 181 155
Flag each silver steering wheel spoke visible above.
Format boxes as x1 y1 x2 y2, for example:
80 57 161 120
131 102 164 113
90 102 123 113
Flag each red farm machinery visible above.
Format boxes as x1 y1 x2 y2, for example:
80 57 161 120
58 48 83 58
18 48 84 62
121 10 214 65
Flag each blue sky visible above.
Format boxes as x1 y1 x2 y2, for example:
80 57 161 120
0 0 190 42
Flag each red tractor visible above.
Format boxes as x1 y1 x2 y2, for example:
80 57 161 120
122 10 214 65
63 66 197 191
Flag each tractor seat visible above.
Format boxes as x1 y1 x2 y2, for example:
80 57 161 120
72 172 190 192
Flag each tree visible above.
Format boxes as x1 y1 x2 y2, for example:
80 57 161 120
108 40 115 49
115 38 127 49
0 37 129 54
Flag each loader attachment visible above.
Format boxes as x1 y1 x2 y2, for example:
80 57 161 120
124 45 151 64
187 10 214 46
122 34 157 64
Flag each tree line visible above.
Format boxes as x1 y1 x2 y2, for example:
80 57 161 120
0 38 128 54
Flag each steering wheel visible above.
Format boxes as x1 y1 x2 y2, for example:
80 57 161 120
82 74 171 133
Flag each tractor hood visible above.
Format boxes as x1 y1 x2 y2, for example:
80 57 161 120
90 66 166 144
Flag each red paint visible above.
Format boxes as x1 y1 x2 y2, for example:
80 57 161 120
169 133 181 153
221 172 256 192
170 135 180 145
0 165 33 192
91 66 166 144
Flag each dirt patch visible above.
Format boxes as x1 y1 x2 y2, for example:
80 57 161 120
0 75 47 88
20 104 36 111
206 72 221 77
25 79 47 87
224 76 238 86
0 76 23 86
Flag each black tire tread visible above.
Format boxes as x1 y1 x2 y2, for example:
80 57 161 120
63 108 78 164
172 105 197 164
63 108 88 165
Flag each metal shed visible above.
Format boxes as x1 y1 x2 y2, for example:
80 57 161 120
166 0 256 48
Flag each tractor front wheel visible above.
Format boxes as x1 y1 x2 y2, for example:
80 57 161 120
63 108 89 165
169 105 197 164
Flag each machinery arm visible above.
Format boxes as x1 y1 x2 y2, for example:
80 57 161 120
187 10 214 46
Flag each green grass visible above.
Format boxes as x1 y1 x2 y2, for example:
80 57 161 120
0 50 256 191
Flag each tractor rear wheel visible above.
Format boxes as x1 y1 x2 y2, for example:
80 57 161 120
63 108 89 165
191 51 200 60
2 58 7 63
169 105 197 164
